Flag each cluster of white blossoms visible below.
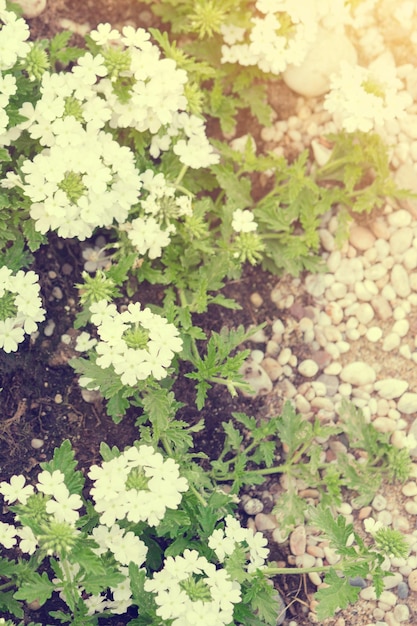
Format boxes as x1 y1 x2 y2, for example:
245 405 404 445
88 444 189 527
87 300 183 386
208 514 269 573
2 22 218 239
89 23 219 169
324 54 413 133
0 468 83 554
144 548 242 626
126 169 192 259
220 0 321 74
0 266 45 352
0 0 30 70
20 123 142 240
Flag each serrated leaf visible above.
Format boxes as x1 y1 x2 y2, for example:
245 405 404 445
129 563 157 614
315 570 360 620
276 402 312 457
40 439 84 495
14 572 54 606
82 570 125 595
0 590 24 618
222 421 243 450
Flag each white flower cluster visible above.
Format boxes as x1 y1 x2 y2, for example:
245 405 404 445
86 300 183 386
0 0 30 70
126 169 192 259
21 123 142 240
324 54 413 133
90 24 219 169
3 23 218 239
0 266 46 352
220 1 318 74
88 444 189 527
0 469 82 554
144 548 241 626
208 514 269 573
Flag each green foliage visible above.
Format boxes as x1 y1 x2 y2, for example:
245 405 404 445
40 439 84 495
184 325 256 408
315 131 412 244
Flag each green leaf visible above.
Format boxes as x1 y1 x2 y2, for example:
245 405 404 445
222 421 243 450
0 590 24 618
14 572 54 606
275 402 313 458
82 569 124 595
129 563 157 615
315 570 360 620
40 439 84 495
22 218 46 252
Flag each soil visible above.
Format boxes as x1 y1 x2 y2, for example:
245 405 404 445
1 3 402 626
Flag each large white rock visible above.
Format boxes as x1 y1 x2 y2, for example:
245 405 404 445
397 393 417 414
283 28 357 97
340 361 376 386
374 378 409 399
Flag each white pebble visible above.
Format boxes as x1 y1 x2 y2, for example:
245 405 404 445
340 361 376 386
366 326 383 342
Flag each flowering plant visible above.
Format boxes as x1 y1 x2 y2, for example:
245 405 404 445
0 406 410 624
0 1 414 624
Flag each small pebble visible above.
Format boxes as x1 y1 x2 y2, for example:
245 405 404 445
397 582 409 599
30 438 44 449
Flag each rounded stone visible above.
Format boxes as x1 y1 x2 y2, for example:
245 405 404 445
408 569 417 591
349 225 376 251
289 525 306 556
397 393 417 414
374 378 409 399
340 361 376 386
14 0 46 18
393 604 410 622
372 493 387 511
283 28 357 97
389 227 413 256
366 326 383 342
391 264 411 298
382 332 401 352
397 582 409 599
243 497 264 516
298 359 319 378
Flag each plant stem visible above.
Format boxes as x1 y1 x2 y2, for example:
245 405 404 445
175 164 189 186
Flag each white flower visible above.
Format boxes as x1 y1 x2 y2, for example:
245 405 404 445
0 474 34 504
128 216 174 259
89 22 121 46
88 444 188 527
0 9 30 70
45 485 83 525
324 54 413 133
75 331 97 352
36 469 66 495
364 518 383 536
17 526 38 554
0 318 25 353
232 209 258 233
0 521 17 549
208 515 269 572
144 549 241 626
